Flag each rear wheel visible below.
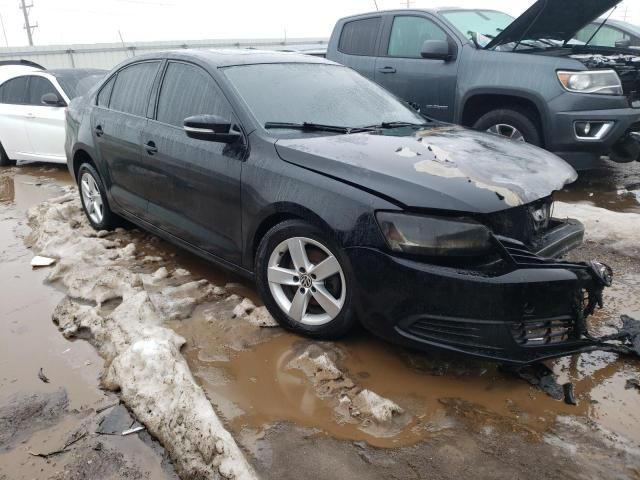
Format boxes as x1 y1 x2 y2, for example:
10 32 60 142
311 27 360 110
255 220 357 339
473 108 541 146
78 163 116 230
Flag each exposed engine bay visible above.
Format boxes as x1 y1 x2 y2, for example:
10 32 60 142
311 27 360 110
571 53 640 101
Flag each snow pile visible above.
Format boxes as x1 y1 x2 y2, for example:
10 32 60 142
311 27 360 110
29 192 257 480
232 298 278 328
554 202 640 259
287 344 408 435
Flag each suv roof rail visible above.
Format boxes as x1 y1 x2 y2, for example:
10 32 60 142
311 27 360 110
0 59 45 70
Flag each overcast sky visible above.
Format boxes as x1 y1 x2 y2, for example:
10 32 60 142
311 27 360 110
0 0 637 48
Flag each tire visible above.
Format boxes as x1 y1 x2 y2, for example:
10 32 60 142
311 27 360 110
255 219 357 339
472 108 542 146
77 163 117 230
0 142 14 166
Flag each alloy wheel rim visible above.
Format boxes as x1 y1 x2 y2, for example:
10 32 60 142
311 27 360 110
267 236 346 326
80 172 104 224
486 123 526 142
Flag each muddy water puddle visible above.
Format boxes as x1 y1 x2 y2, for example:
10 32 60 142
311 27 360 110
556 160 640 213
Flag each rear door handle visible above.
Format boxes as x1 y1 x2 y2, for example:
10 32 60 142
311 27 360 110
94 125 104 137
377 66 397 74
26 112 35 119
144 140 158 155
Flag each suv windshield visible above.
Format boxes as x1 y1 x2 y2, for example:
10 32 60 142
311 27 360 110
223 63 425 131
441 10 514 47
53 69 106 99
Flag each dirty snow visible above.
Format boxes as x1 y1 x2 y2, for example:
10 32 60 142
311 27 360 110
286 344 409 436
554 201 640 259
28 191 257 480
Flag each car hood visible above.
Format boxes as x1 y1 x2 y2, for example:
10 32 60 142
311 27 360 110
274 125 577 214
486 0 621 49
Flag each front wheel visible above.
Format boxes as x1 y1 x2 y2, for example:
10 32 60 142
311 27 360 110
255 220 357 339
0 142 14 166
473 108 541 146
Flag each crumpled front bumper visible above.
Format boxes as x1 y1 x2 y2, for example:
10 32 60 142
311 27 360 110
347 218 624 365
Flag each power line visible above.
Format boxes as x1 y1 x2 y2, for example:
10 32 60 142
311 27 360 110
19 0 37 46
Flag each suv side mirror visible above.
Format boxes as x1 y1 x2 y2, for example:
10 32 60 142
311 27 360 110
421 40 454 61
41 92 65 106
183 114 242 143
615 38 631 49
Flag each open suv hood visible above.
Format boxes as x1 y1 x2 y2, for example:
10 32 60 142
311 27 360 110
274 125 577 214
486 0 621 49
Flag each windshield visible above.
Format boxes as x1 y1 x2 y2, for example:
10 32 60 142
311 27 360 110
54 70 106 99
441 10 514 47
223 63 425 131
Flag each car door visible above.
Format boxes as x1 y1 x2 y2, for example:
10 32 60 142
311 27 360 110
23 75 67 162
374 14 459 122
331 16 383 81
142 60 243 264
91 61 161 218
0 76 32 160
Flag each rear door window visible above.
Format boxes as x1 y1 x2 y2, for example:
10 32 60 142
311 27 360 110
155 61 233 128
0 77 29 104
109 61 160 116
27 76 59 105
388 16 448 58
338 17 381 56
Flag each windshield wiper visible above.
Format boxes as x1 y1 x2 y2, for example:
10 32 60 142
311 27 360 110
362 121 430 129
264 122 375 134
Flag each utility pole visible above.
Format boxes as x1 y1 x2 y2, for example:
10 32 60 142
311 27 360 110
372 0 379 10
402 0 415 8
0 13 9 47
19 0 37 46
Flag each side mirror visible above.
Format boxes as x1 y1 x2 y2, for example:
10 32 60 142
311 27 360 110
41 92 65 106
615 38 632 49
420 39 454 61
183 114 241 143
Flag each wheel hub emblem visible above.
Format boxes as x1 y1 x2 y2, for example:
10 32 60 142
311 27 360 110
300 274 313 289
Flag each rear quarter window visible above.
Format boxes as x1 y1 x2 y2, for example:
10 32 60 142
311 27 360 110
96 76 115 108
338 17 381 56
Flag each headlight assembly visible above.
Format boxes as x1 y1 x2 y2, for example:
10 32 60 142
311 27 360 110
557 70 622 95
376 212 493 257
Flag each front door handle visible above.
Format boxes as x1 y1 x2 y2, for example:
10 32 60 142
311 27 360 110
144 140 158 155
94 125 104 137
377 66 397 74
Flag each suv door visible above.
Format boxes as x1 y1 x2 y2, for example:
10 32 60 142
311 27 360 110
91 60 160 218
0 76 32 160
23 75 67 162
142 60 244 264
374 14 459 122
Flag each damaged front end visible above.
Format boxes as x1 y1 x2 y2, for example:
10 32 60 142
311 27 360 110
351 197 640 366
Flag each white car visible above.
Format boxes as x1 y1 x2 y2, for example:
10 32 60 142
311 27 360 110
0 61 105 165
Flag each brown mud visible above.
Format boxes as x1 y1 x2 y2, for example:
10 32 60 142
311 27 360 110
2 161 640 479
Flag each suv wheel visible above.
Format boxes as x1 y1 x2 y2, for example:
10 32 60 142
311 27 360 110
473 108 541 146
255 220 357 339
78 163 116 230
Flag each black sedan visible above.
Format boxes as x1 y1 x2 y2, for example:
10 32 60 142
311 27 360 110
65 50 614 364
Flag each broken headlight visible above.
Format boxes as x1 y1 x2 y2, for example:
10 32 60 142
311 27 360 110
557 70 623 95
376 212 493 257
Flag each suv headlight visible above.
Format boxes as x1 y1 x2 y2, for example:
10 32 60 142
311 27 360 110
376 212 493 257
557 70 622 95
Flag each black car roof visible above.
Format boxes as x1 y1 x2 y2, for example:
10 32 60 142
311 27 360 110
118 49 336 68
